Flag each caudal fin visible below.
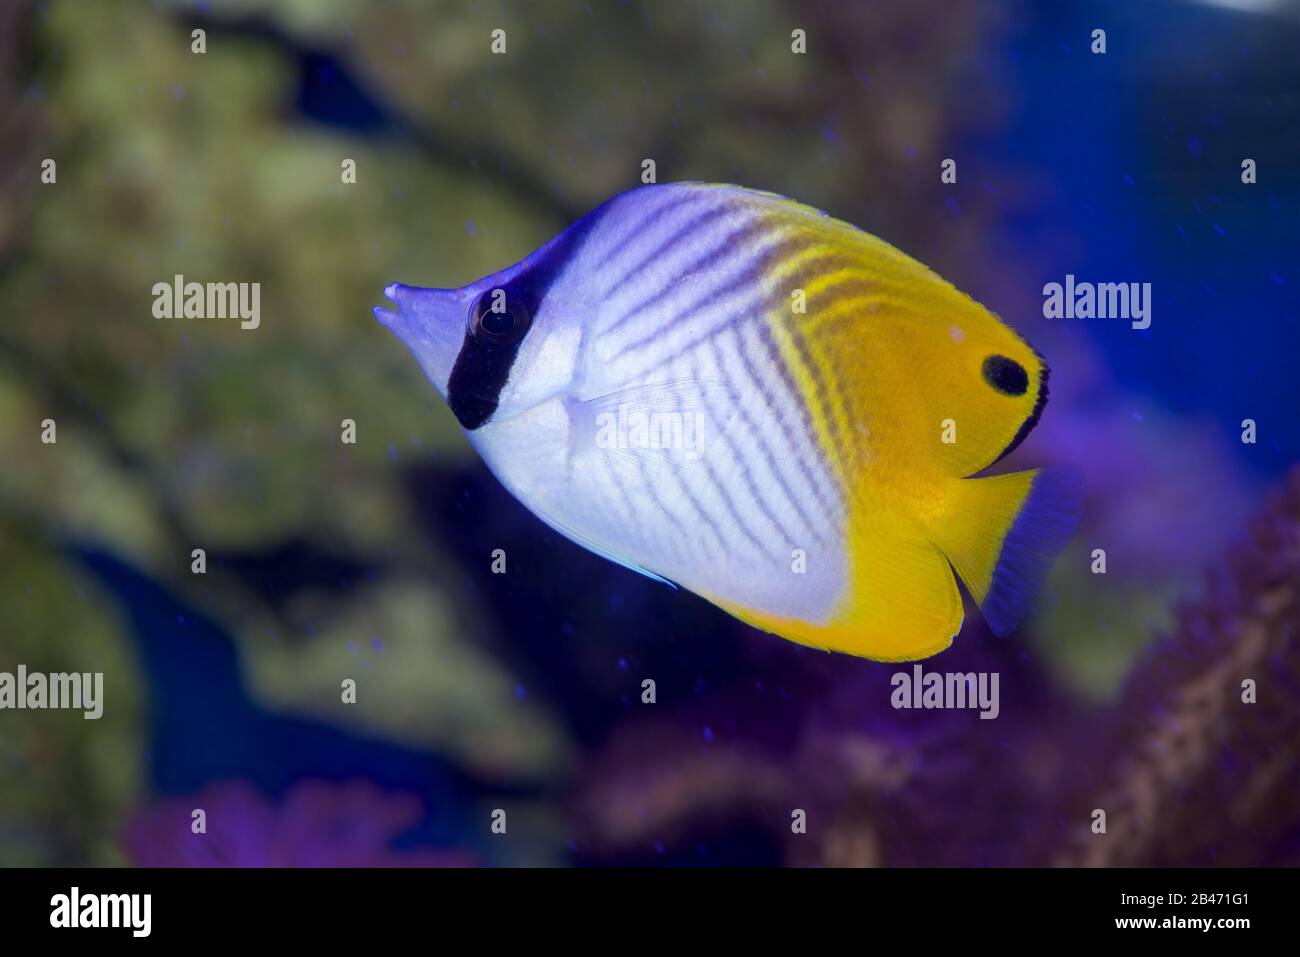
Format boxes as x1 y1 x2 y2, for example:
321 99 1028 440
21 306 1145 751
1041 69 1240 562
929 467 1082 636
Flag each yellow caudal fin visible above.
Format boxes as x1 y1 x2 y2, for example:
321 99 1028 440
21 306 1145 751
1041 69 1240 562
714 467 1080 659
927 467 1082 636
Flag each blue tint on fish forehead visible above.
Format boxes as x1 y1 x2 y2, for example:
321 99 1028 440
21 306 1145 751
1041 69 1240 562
445 204 607 430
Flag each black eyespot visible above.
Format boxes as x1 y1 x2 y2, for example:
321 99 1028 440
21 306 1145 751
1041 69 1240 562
469 289 531 347
982 354 1029 396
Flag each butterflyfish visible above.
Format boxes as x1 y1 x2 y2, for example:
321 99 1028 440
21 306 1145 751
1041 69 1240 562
376 183 1080 661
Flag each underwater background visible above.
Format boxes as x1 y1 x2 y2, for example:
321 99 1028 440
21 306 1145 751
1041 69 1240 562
1 0 1296 867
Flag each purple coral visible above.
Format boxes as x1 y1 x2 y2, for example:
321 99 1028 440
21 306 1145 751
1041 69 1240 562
125 779 473 868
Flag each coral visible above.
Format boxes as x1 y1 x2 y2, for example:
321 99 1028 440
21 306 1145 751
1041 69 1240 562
125 779 473 868
1045 469 1300 867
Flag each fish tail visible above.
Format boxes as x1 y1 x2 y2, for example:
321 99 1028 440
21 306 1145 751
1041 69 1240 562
928 467 1082 636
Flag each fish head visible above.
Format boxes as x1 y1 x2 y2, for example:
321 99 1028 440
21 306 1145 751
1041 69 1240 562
375 259 583 433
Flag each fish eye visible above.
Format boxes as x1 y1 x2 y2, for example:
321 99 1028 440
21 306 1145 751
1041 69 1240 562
470 289 531 347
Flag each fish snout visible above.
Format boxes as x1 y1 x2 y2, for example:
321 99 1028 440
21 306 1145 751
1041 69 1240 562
374 282 429 334
374 282 467 397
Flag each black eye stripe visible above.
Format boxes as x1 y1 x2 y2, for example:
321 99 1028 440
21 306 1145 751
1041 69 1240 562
982 354 1029 396
448 286 535 430
443 202 608 430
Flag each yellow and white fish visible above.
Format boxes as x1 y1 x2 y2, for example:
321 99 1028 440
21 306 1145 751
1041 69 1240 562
376 183 1079 661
